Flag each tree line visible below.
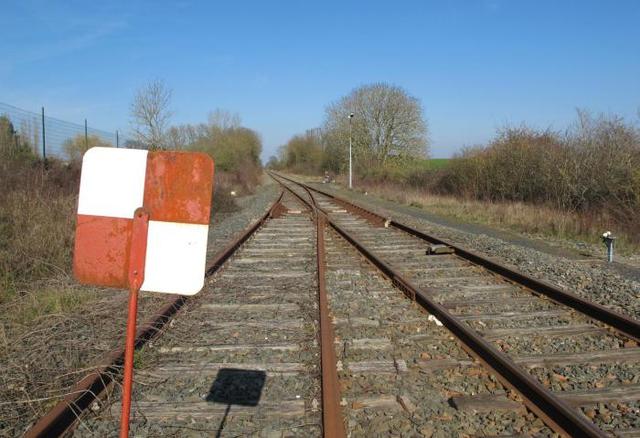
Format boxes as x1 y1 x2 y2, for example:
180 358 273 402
129 80 263 194
271 83 640 238
438 112 640 232
0 80 263 193
0 115 37 161
269 83 430 175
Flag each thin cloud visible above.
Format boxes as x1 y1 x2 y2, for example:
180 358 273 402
8 20 126 68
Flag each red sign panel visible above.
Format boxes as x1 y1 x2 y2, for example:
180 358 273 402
73 148 214 295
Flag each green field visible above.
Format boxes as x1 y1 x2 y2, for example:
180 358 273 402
426 158 450 169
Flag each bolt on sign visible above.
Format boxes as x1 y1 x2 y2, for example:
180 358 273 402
73 147 214 437
74 147 214 294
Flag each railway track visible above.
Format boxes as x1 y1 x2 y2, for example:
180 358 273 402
271 172 640 437
64 192 326 436
25 173 640 437
322 222 551 436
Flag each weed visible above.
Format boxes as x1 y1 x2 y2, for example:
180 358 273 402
133 349 148 369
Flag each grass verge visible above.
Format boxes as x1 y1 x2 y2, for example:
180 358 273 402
349 179 640 256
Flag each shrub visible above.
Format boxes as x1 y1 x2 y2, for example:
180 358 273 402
435 113 640 239
63 133 113 161
358 157 443 190
436 127 563 203
0 159 79 297
188 123 263 194
278 132 325 175
211 172 240 214
0 115 36 161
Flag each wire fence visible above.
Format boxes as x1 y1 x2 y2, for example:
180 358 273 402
0 102 128 161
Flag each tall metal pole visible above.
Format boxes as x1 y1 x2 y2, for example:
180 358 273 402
41 107 46 161
116 130 119 148
348 113 353 189
120 208 149 438
84 119 88 150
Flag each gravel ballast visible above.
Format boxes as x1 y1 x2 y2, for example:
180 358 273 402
312 182 640 322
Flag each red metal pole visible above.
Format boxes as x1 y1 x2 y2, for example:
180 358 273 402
120 208 149 438
120 286 139 438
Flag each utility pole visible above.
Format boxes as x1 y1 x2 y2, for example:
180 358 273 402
348 112 354 189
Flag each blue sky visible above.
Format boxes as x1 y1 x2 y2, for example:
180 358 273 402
1 1 639 160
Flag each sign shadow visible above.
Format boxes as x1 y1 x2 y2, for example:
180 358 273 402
206 368 267 438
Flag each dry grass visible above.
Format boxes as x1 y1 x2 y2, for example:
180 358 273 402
0 191 76 295
0 160 79 301
355 179 640 254
0 284 166 435
0 158 168 432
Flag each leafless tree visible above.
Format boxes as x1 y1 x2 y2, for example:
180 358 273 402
130 79 173 149
208 109 241 132
323 83 428 170
63 133 112 161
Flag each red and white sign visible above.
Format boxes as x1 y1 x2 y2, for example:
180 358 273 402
73 147 214 295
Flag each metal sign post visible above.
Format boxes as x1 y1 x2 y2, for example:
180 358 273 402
602 231 616 263
120 208 149 438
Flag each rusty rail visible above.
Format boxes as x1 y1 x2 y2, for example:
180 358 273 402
26 192 286 438
272 175 346 437
316 215 347 438
324 216 604 437
277 173 640 343
270 173 611 438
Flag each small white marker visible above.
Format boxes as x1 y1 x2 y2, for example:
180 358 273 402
428 315 443 326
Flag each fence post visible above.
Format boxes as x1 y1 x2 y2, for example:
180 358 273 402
85 119 88 150
41 107 46 160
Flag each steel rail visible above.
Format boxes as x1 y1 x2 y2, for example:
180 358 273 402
270 173 608 438
26 192 287 438
273 175 346 437
276 173 640 344
316 215 347 438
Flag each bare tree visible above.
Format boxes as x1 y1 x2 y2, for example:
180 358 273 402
324 83 428 170
63 134 113 161
165 126 187 150
208 109 241 132
130 79 173 149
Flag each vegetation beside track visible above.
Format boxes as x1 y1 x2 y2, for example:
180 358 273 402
342 178 640 255
272 104 640 253
0 102 266 310
0 156 79 306
0 102 269 433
